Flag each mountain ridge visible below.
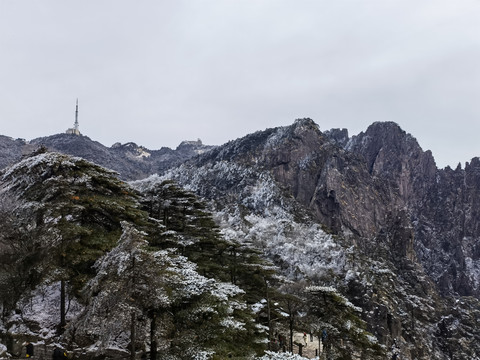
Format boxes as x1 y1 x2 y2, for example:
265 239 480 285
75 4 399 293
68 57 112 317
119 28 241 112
1 120 479 298
1 119 480 359
0 133 216 180
160 118 480 358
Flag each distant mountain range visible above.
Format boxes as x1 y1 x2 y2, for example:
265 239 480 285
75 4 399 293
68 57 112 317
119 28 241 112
0 133 215 180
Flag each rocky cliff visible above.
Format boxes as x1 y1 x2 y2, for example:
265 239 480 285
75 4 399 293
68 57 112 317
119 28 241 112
163 118 480 359
345 122 480 297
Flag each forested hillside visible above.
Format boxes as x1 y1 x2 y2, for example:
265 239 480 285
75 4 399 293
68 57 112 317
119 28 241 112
0 151 278 359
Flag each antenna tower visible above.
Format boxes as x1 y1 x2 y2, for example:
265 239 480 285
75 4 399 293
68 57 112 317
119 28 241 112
74 98 79 132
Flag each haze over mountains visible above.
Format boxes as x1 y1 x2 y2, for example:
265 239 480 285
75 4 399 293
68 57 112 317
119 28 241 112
1 119 479 359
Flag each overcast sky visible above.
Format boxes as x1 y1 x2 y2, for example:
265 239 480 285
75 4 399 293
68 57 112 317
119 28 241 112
1 1 479 168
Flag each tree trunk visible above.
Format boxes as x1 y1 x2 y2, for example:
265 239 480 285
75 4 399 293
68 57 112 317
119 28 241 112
150 310 157 360
230 246 237 284
287 299 294 353
60 279 66 333
130 310 136 360
289 317 294 353
318 334 321 356
265 278 272 349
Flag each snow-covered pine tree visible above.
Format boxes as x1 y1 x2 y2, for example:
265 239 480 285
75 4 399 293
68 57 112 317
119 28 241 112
305 286 384 359
68 222 263 359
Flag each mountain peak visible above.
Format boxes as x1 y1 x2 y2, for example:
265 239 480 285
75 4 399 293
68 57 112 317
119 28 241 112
348 121 435 175
367 120 403 131
293 117 317 127
177 138 203 148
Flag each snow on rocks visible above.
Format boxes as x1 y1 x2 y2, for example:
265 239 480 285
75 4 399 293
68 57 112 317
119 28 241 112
257 350 318 360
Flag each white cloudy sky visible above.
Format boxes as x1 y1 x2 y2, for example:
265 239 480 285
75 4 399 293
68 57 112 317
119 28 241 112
1 1 479 168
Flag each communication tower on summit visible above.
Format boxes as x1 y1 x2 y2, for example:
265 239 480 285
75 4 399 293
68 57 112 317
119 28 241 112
66 99 81 136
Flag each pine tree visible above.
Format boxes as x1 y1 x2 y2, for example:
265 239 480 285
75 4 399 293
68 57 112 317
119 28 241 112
68 222 262 359
0 152 150 332
305 286 384 359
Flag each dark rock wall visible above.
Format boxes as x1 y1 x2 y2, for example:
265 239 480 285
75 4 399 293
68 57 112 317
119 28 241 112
339 122 479 297
413 158 480 296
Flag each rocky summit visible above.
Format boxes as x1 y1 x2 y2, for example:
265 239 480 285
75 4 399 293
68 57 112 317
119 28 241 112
0 119 479 359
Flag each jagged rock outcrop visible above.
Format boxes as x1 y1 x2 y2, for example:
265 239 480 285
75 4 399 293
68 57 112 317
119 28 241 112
413 158 480 296
323 128 349 148
343 122 480 297
194 119 394 238
346 121 437 205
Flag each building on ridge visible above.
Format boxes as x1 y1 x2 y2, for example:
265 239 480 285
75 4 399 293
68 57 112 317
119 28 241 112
66 99 82 136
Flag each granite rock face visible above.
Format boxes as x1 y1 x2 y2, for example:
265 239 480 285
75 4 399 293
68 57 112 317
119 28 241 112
171 119 480 298
347 121 437 205
414 157 480 296
346 122 480 297
195 119 393 238
165 118 480 359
